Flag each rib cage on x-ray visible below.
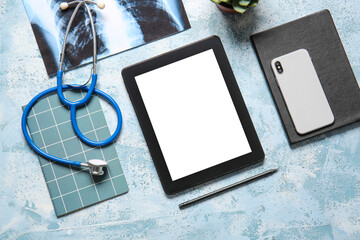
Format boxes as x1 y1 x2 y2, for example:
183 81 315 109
52 0 107 71
23 0 190 75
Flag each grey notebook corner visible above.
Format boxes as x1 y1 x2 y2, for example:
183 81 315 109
23 92 128 217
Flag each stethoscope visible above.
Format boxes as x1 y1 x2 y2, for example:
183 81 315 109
21 0 121 176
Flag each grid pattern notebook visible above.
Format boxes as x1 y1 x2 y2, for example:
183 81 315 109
23 91 128 217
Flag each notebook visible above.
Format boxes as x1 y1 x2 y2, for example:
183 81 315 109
23 91 128 217
251 10 360 144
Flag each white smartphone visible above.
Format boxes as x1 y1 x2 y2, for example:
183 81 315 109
271 49 334 135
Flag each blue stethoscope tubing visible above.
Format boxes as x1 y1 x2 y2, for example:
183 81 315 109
22 1 122 169
21 70 122 167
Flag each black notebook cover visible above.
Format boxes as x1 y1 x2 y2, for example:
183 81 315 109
251 10 360 144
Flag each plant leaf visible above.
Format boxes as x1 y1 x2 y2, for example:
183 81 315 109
220 0 232 3
249 0 259 7
211 0 222 4
232 0 247 13
239 0 251 7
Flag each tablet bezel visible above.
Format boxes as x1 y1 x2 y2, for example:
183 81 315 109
122 36 264 194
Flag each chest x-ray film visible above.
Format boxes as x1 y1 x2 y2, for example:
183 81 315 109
23 0 190 76
135 49 252 181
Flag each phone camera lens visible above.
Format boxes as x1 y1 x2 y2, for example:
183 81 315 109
275 61 283 74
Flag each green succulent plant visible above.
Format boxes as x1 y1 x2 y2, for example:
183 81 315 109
211 0 259 13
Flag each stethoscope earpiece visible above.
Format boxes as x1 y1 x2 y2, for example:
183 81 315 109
60 2 69 10
60 1 105 11
97 2 105 9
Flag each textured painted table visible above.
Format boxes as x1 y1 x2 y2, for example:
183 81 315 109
1 0 360 239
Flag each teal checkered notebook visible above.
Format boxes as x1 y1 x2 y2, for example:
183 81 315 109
23 91 128 217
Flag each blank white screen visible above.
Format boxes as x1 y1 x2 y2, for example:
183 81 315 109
135 49 251 181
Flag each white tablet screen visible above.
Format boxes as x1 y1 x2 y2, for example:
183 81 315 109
135 49 251 181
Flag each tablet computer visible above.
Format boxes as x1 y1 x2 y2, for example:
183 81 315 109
122 36 264 194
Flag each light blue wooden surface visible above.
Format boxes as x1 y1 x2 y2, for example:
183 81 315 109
1 0 359 239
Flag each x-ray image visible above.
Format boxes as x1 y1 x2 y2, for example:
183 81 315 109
23 0 190 76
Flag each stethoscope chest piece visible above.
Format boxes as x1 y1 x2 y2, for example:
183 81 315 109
82 159 108 176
